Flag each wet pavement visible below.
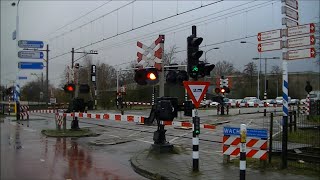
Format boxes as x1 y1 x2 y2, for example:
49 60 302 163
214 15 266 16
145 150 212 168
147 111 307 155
130 147 318 180
0 117 148 180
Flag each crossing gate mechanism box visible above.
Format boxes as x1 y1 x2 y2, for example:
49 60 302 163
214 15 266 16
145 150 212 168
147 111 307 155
222 127 268 160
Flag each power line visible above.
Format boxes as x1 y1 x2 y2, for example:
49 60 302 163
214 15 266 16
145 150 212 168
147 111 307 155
95 1 273 54
49 0 224 60
49 1 136 41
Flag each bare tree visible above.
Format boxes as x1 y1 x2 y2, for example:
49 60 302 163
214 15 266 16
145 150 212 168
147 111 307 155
243 62 257 90
162 45 178 65
212 60 235 77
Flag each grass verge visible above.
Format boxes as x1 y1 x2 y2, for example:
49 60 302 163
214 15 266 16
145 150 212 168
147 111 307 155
41 128 99 137
229 156 319 177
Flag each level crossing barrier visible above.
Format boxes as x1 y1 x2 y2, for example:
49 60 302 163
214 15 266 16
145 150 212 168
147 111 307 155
222 127 268 162
30 110 216 130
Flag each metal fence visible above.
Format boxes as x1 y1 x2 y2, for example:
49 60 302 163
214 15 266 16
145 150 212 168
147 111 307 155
267 111 320 172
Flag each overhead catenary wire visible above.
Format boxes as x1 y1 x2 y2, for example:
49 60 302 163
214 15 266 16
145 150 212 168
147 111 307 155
44 1 113 40
95 1 273 54
49 0 273 67
49 0 224 60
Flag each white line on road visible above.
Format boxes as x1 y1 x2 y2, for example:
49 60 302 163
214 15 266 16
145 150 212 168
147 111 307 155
135 139 153 144
169 132 192 143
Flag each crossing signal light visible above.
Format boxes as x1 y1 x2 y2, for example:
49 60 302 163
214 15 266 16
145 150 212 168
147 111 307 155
134 68 159 85
198 62 215 78
166 71 177 84
193 116 200 135
64 83 75 93
187 35 203 80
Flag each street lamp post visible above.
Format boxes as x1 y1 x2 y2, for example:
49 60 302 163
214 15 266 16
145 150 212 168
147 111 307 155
12 0 21 120
240 41 261 99
204 47 219 62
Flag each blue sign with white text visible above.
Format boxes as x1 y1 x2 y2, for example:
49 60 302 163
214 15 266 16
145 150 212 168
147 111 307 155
18 40 44 49
18 62 44 70
18 76 28 80
223 127 268 139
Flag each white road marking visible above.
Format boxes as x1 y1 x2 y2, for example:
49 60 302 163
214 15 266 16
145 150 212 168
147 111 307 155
169 132 191 143
128 131 142 137
135 139 153 144
109 135 120 138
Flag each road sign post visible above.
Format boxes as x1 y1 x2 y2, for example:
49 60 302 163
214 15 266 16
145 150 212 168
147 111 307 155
183 80 210 172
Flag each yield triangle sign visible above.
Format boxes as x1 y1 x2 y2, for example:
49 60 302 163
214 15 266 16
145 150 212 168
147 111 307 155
183 81 210 108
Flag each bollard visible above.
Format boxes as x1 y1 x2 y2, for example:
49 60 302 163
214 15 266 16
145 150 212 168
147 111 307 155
264 108 267 116
281 116 288 169
240 124 246 180
293 110 297 132
269 113 273 163
63 115 67 131
289 112 293 133
227 105 229 115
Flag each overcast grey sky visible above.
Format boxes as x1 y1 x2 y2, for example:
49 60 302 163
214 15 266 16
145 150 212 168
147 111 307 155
1 0 319 88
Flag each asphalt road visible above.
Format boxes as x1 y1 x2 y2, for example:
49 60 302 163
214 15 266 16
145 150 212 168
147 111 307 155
1 109 285 180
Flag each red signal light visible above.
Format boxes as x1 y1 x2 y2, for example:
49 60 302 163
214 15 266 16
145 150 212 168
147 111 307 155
64 83 75 93
147 72 157 80
67 85 74 91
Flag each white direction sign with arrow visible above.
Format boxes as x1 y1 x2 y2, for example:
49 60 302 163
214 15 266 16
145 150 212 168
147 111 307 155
258 41 282 52
257 29 282 41
282 6 299 20
287 35 316 48
284 0 298 10
285 48 316 60
183 81 210 108
287 23 316 37
282 17 298 27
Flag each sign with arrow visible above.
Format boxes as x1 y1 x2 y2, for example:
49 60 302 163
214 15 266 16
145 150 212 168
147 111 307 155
284 0 298 10
282 17 298 27
257 29 282 41
287 35 316 48
258 41 282 52
18 62 44 70
284 48 316 60
183 81 210 108
18 51 44 59
18 40 44 49
282 6 299 20
287 23 316 37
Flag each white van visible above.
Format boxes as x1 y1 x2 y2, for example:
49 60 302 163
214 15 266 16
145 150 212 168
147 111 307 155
309 91 320 101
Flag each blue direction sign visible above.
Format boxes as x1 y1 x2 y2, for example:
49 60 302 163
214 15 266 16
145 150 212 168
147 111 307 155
18 76 28 80
18 51 44 59
18 40 44 49
223 127 268 139
18 62 44 70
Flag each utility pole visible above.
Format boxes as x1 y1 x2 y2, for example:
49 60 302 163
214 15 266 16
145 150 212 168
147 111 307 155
46 44 49 106
70 48 98 130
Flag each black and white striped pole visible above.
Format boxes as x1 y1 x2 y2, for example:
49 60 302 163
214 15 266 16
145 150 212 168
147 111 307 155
192 109 200 172
240 124 247 180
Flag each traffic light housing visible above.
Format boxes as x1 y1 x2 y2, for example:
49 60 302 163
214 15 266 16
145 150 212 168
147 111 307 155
187 35 203 80
64 83 76 93
134 68 159 85
193 116 200 135
166 70 177 84
79 84 90 93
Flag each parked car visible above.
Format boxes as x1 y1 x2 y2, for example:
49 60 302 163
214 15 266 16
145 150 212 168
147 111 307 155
224 98 236 107
276 96 291 104
239 99 248 107
309 91 320 101
244 97 257 101
247 99 264 107
210 101 220 107
289 99 300 105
